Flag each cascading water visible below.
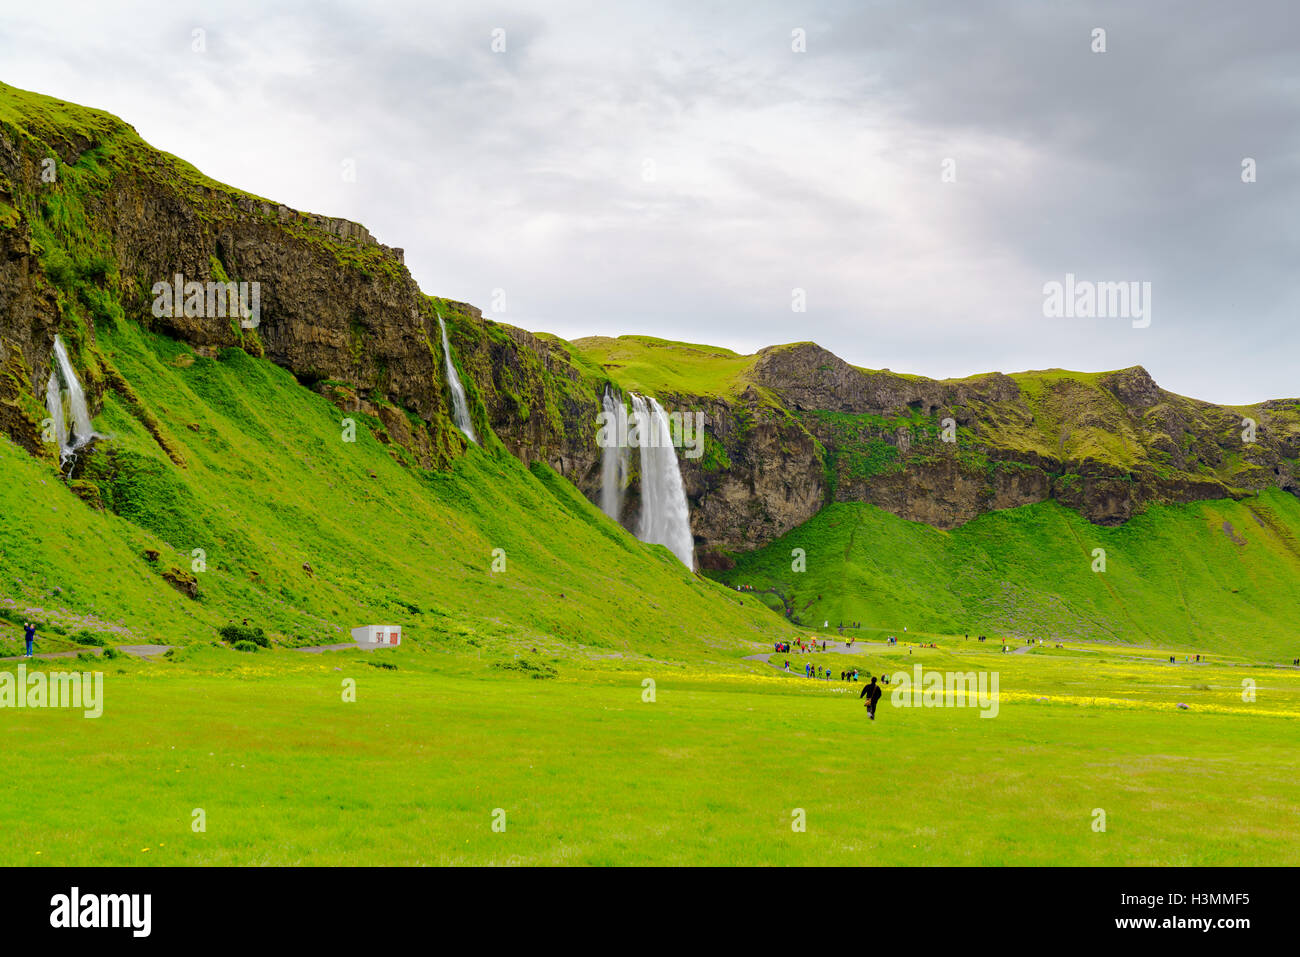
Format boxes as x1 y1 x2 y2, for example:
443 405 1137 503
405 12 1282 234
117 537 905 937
599 387 628 522
437 313 477 443
45 335 98 466
630 393 696 569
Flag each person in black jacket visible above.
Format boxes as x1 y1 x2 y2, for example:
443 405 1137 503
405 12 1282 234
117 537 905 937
859 676 882 720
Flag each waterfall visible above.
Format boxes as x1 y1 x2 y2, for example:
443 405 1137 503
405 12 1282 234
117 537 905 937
630 393 695 569
45 335 98 465
599 388 628 522
437 313 476 444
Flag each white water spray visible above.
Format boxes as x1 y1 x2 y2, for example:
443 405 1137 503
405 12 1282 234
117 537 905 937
599 388 628 523
45 335 98 465
437 313 476 443
630 393 695 569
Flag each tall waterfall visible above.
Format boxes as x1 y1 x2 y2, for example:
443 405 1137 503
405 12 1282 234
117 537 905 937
45 335 97 465
437 313 476 443
630 393 695 569
599 388 628 522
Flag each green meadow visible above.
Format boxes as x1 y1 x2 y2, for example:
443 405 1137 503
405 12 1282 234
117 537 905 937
2 639 1297 866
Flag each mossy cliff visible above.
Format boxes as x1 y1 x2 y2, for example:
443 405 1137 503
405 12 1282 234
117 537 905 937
3 80 1298 578
0 81 464 469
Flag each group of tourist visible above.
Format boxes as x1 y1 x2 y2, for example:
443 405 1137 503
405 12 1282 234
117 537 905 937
792 661 859 681
784 660 885 685
777 639 827 653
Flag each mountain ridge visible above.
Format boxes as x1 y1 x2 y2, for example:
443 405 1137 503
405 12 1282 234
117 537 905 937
559 336 1300 564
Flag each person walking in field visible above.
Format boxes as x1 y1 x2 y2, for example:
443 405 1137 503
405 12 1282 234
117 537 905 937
22 621 35 658
860 676 882 720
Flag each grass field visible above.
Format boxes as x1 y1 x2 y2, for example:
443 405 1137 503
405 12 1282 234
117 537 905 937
3 638 1297 866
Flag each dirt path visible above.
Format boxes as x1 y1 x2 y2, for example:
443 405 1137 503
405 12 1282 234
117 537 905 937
0 650 90 662
0 644 172 662
3 642 383 660
294 642 377 653
118 644 172 657
746 639 886 671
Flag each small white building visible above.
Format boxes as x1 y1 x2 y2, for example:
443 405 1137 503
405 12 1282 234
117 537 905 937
351 625 402 648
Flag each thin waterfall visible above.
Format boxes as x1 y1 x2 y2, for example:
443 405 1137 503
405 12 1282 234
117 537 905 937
45 335 98 465
599 387 628 522
630 393 695 569
437 313 476 443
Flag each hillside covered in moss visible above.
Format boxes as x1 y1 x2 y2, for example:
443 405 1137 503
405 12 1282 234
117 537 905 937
2 80 1298 659
716 490 1300 656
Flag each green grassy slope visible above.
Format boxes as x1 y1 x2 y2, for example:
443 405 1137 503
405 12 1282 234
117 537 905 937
0 320 794 656
714 493 1300 659
568 335 761 398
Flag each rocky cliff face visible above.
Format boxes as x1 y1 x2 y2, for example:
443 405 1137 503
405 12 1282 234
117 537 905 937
3 82 1297 572
568 340 1300 565
444 307 603 483
669 390 826 569
0 82 478 471
0 212 59 454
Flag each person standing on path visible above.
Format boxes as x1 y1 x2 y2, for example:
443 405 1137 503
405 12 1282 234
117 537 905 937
22 621 36 658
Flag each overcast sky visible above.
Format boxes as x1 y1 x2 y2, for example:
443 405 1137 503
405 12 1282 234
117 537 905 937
4 0 1297 403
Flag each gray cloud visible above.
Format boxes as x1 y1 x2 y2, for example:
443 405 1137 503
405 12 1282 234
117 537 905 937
2 0 1295 402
